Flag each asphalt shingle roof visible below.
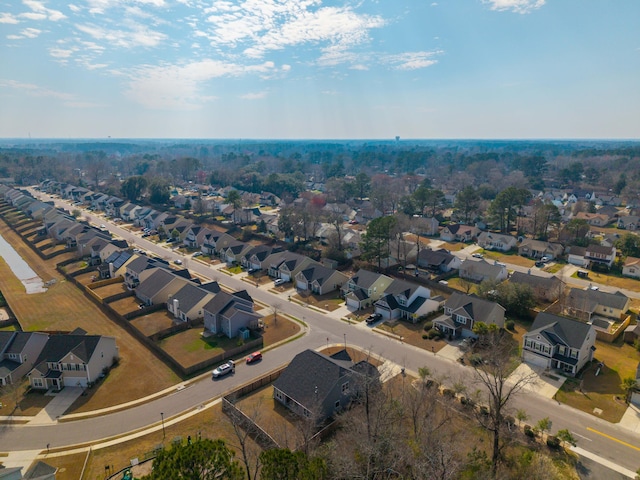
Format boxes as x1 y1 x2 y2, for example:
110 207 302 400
527 312 593 350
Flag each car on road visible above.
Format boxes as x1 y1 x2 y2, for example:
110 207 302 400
99 224 106 229
471 253 484 258
173 259 183 265
245 351 262 364
141 233 150 238
212 360 235 378
366 313 382 324
274 278 286 286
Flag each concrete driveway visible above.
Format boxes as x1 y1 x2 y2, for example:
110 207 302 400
508 363 567 399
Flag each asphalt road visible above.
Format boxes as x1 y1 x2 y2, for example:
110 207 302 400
10 190 640 475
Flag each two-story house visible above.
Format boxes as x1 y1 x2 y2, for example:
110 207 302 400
202 290 261 339
440 224 480 243
135 268 191 306
433 293 505 338
522 312 595 376
295 265 349 296
167 283 216 322
0 332 49 386
416 248 461 272
584 245 616 268
342 269 394 310
374 279 438 323
622 257 640 279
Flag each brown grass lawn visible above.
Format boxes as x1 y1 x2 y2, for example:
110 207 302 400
571 270 640 292
446 277 477 295
376 320 447 353
74 271 99 286
0 379 52 415
61 261 89 275
0 218 180 413
90 281 128 299
51 403 247 480
108 296 142 316
292 291 344 312
42 452 87 480
262 314 302 347
555 338 639 423
159 329 234 368
130 311 176 337
441 242 466 251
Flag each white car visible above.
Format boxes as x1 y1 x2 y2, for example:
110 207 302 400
472 253 484 258
274 278 286 286
212 360 235 378
99 224 106 229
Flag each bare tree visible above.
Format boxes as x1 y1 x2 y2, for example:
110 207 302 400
470 329 538 478
226 397 265 480
270 302 281 326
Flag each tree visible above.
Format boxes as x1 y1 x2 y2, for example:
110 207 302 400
259 449 327 480
556 429 577 447
144 438 243 480
270 302 282 326
563 218 589 245
616 233 640 258
470 329 537 478
488 187 531 233
454 186 480 224
354 171 371 201
360 216 396 270
621 377 638 404
120 175 148 202
226 190 242 224
149 179 170 205
534 417 552 437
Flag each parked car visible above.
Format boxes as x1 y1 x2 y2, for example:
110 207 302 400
193 252 203 257
99 224 106 229
535 261 544 268
472 253 484 258
173 259 183 265
540 256 550 263
247 268 258 274
274 278 286 286
366 313 382 324
246 351 262 364
212 360 235 378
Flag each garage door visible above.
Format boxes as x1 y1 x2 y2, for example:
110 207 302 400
523 350 549 368
346 297 360 310
296 279 308 291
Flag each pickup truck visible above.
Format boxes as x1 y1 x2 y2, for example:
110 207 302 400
212 360 235 378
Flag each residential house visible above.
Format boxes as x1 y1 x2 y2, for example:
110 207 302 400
202 290 261 338
476 232 517 252
342 269 394 310
266 251 318 282
518 239 564 260
574 211 612 227
459 259 508 283
0 332 49 386
295 265 349 295
241 245 283 271
28 333 119 390
415 217 440 236
509 271 563 302
563 287 630 321
273 349 379 422
617 216 640 231
98 250 133 279
201 231 235 256
584 244 616 268
566 246 589 268
167 283 214 322
374 279 438 322
135 268 190 306
183 226 212 249
224 240 253 266
622 257 640 279
439 224 479 243
417 248 461 272
433 293 505 338
522 312 595 376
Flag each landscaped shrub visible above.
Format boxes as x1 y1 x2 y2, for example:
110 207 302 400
505 319 515 331
546 436 560 449
524 425 535 437
423 321 433 331
442 388 455 397
422 333 429 339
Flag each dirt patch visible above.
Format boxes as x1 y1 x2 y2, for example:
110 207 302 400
108 296 141 316
375 320 447 353
130 311 176 337
292 291 344 312
262 314 301 347
90 282 128 299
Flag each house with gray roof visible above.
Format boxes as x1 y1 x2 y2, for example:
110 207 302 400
273 349 379 423
440 224 480 243
201 231 235 256
342 269 394 310
167 283 215 322
522 312 595 376
266 251 318 282
509 271 564 302
417 248 461 272
459 259 508 283
518 239 564 260
241 245 283 271
223 240 253 265
374 279 437 323
124 255 170 289
0 332 49 386
433 293 505 338
295 265 349 295
563 288 630 321
202 290 261 339
28 333 118 390
135 268 191 306
477 232 517 252
622 256 640 279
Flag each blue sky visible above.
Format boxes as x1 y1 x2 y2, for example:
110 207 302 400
0 0 638 139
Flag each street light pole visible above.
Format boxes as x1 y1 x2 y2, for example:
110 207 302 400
160 412 166 439
343 333 347 350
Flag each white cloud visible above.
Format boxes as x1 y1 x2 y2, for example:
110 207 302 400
483 0 545 14
86 0 166 15
281 64 291 71
22 0 67 21
6 35 22 40
385 51 442 70
49 47 75 58
0 13 19 24
240 91 267 100
20 12 47 20
21 27 42 38
125 59 276 109
68 4 81 12
0 79 74 100
350 64 369 71
76 22 166 48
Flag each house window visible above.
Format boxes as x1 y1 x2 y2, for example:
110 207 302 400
342 382 349 393
33 378 43 388
335 400 340 408
398 298 406 306
455 315 467 325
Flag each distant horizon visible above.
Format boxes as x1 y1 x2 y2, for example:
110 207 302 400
1 1 638 139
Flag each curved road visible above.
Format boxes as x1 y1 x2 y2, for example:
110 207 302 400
7 191 639 475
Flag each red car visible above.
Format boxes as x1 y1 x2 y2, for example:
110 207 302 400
246 351 262 364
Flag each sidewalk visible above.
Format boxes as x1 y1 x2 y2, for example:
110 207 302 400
619 403 640 435
27 387 84 425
